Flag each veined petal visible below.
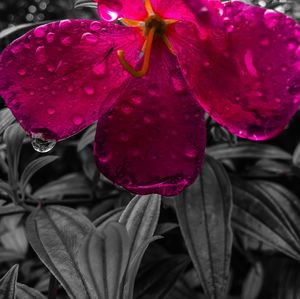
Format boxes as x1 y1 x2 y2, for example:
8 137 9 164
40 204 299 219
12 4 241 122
97 0 147 21
94 41 206 196
0 20 143 140
169 2 300 140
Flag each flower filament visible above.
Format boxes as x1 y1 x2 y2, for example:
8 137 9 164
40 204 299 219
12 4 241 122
117 0 177 77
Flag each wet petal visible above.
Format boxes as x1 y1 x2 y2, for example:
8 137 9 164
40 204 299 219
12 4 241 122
97 0 147 21
0 20 143 140
94 41 206 196
169 2 300 140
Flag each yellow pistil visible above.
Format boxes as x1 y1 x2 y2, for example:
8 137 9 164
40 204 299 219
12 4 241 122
117 0 177 77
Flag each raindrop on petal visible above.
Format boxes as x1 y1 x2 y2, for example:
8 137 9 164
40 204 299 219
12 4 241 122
264 10 280 29
18 68 26 76
31 137 56 153
84 84 95 95
72 114 84 125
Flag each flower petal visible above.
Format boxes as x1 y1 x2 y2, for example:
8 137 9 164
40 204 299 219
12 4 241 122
0 20 143 140
97 0 147 21
169 2 300 140
94 41 206 196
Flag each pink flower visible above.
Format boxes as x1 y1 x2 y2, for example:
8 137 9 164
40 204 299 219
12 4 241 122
0 0 300 196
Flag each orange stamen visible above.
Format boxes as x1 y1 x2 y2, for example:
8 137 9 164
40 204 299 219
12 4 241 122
117 27 156 77
145 0 155 16
119 18 144 27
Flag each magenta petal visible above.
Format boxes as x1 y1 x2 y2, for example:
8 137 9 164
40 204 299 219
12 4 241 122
0 20 143 140
170 2 300 140
97 0 147 21
150 0 198 22
94 42 206 196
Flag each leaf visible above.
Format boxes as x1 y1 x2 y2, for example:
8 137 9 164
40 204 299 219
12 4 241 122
119 194 161 254
231 178 300 260
16 283 46 299
20 156 59 193
33 173 91 199
0 109 15 135
79 222 130 299
293 141 300 166
3 124 26 185
0 265 18 299
74 0 98 9
0 22 49 40
77 123 96 152
206 142 291 161
241 263 263 299
26 206 96 299
174 155 233 299
94 208 124 230
123 236 162 299
134 255 189 299
0 204 25 216
155 222 178 235
248 159 291 177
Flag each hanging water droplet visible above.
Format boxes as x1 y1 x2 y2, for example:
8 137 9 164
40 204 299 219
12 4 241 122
260 38 269 46
98 3 120 22
31 138 56 153
47 64 55 73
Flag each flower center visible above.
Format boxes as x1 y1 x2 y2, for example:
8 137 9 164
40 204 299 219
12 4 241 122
117 0 177 78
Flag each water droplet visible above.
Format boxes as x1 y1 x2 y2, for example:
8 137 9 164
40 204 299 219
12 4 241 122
47 108 56 115
47 64 55 73
90 21 102 32
264 10 279 29
92 62 106 76
293 96 300 104
72 114 84 125
275 98 281 103
31 137 56 153
61 37 72 46
143 115 154 124
260 38 269 46
81 32 98 44
84 84 95 95
98 3 121 22
67 86 74 93
18 68 26 76
46 32 55 43
121 105 133 115
59 20 72 30
34 26 47 38
185 148 197 159
30 91 35 96
171 75 186 93
98 152 112 164
36 46 46 61
281 65 288 72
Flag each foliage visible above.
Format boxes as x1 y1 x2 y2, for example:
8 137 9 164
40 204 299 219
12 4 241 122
1 0 300 299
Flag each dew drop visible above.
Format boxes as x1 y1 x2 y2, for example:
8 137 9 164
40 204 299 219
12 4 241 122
47 64 55 73
46 32 55 43
31 138 56 153
59 20 72 30
171 75 186 93
264 10 279 29
18 68 26 76
98 152 112 164
47 108 56 115
34 26 47 38
92 62 106 76
185 148 197 159
98 3 120 22
61 36 72 46
260 38 269 46
81 32 98 44
84 84 95 95
90 21 102 32
72 114 84 125
67 86 74 93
